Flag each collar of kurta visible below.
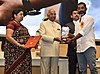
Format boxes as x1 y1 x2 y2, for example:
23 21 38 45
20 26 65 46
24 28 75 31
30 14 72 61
47 19 55 24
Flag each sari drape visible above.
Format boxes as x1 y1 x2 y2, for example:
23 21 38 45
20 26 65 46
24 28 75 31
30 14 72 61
4 23 32 74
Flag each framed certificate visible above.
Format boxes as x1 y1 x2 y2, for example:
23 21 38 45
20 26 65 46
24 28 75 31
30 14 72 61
25 36 41 48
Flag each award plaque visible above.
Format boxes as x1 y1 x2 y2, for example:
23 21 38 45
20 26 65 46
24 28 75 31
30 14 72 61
61 26 69 38
61 26 69 43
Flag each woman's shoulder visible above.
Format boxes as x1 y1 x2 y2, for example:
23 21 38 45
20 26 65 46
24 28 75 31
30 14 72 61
7 21 16 26
6 21 20 30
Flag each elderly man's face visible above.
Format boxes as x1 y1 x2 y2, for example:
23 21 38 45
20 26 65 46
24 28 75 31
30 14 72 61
47 9 56 22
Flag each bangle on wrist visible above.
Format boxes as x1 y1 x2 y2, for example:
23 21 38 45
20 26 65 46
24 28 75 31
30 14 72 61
22 0 30 6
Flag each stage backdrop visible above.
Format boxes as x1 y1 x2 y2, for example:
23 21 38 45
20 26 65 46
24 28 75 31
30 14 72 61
59 0 78 26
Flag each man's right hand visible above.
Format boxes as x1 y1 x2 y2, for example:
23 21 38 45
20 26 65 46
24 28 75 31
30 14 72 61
54 37 61 42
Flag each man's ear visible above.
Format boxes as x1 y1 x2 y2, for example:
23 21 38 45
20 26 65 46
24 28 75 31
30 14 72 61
70 15 72 18
14 14 16 18
86 8 87 11
47 13 49 17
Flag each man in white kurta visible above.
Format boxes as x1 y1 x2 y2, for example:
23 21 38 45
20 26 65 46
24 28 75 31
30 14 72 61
39 9 61 74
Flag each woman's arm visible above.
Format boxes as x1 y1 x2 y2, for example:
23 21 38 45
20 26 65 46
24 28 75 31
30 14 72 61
6 28 27 48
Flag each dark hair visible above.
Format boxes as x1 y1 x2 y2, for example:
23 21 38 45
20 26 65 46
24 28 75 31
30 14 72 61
78 2 87 9
70 9 77 15
12 9 26 20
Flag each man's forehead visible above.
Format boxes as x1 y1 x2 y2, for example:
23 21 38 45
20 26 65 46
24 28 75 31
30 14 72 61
78 4 85 7
49 10 55 13
73 11 78 13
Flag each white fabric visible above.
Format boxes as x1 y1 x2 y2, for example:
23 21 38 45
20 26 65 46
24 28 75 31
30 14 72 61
41 57 58 74
39 20 61 57
74 14 96 53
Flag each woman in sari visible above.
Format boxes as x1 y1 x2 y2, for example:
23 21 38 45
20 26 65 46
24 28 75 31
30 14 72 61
4 9 32 74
